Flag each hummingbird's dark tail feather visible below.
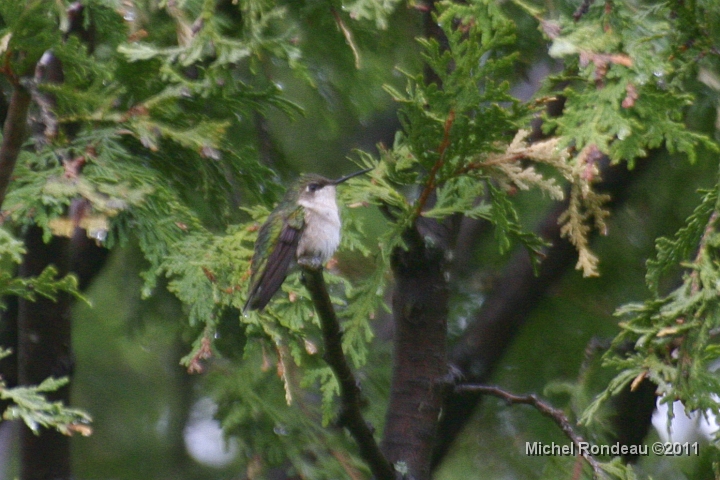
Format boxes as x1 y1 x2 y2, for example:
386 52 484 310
244 224 301 312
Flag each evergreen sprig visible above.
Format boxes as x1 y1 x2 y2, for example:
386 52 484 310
341 0 403 30
0 229 85 306
521 0 719 278
582 178 720 434
539 0 719 167
351 1 591 274
540 0 720 448
0 352 92 437
0 232 90 437
210 344 368 478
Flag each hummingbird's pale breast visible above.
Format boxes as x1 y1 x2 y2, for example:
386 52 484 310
297 184 341 265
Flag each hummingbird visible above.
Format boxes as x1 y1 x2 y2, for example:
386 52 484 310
243 168 372 312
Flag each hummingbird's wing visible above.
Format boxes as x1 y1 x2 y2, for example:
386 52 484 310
244 211 303 312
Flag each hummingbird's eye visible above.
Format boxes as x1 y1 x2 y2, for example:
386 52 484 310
307 183 321 193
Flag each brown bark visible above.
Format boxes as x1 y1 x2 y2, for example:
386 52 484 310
379 4 452 477
302 266 395 480
15 224 108 480
12 5 107 478
381 226 449 480
18 227 73 480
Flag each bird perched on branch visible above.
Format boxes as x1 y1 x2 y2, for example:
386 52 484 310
243 168 371 312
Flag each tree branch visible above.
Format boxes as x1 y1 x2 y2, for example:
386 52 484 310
300 265 396 480
433 155 652 468
0 84 31 210
330 6 361 69
455 384 602 479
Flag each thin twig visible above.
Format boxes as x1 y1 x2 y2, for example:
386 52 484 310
455 384 602 479
0 85 31 210
414 109 455 217
331 7 361 69
301 265 396 480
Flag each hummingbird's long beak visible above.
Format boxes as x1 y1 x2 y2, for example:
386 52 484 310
332 167 373 185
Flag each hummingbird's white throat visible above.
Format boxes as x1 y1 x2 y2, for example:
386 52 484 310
297 184 341 266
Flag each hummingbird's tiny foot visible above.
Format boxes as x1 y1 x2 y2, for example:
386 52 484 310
298 256 323 270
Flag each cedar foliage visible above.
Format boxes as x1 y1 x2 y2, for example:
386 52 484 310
0 0 719 478
0 230 88 435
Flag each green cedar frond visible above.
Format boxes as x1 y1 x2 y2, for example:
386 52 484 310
0 228 25 265
0 231 84 456
0 229 86 307
0 346 91 436
545 1 718 168
0 1 61 75
583 177 720 427
1 374 92 435
210 343 364 478
342 0 403 30
646 188 717 293
364 2 559 270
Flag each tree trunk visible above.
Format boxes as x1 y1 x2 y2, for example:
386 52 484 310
11 7 107 478
381 227 449 480
16 224 108 480
18 227 73 480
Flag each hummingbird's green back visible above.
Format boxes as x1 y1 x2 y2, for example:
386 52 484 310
244 181 307 312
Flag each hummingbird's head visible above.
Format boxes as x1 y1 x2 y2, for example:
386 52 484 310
296 168 372 205
297 174 337 206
